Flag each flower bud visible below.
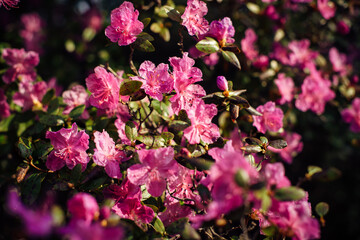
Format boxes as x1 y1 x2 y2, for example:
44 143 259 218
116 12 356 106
216 76 228 91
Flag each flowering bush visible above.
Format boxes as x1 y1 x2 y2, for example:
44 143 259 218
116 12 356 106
0 0 359 239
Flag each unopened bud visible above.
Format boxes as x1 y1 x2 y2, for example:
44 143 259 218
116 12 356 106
216 76 228 91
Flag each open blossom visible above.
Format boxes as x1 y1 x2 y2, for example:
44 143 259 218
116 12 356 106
127 147 178 197
295 63 335 115
183 98 220 144
275 73 294 105
169 52 206 114
269 132 304 164
329 47 347 76
2 48 39 84
105 1 143 46
288 40 318 68
46 123 89 171
131 61 173 101
253 101 284 134
93 130 126 179
317 0 336 20
62 85 89 118
0 89 10 119
0 0 20 9
20 13 45 54
336 20 350 35
207 17 235 46
341 98 360 132
86 66 120 110
181 0 209 36
263 163 291 189
241 29 259 61
67 193 99 225
13 81 47 111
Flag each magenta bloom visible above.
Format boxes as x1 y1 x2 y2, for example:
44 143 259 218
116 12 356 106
13 81 47 111
86 66 120 110
62 85 89 119
264 5 280 20
183 98 220 144
127 147 178 197
275 73 294 105
295 64 335 115
341 98 360 132
181 0 209 36
46 123 90 171
336 20 350 35
329 47 347 76
93 130 126 179
253 101 284 134
0 0 19 9
317 0 336 20
82 7 103 32
0 89 10 119
216 76 228 91
288 40 318 68
2 48 39 84
67 193 99 225
20 13 45 54
207 17 235 46
131 61 173 101
253 55 269 69
263 163 291 189
269 132 304 164
105 1 144 46
112 198 154 224
169 52 206 114
241 28 259 61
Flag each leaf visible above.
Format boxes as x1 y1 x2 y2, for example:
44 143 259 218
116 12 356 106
120 80 143 96
150 22 162 33
195 37 220 54
244 137 263 146
80 176 107 191
136 32 154 42
240 145 263 153
161 6 182 22
307 165 322 178
69 105 85 119
42 88 55 105
245 106 262 116
311 167 341 182
315 202 329 217
153 216 166 235
167 218 201 240
39 115 64 126
228 96 249 108
229 89 247 97
246 2 260 14
136 40 155 52
168 120 190 133
82 27 96 42
222 50 241 70
222 44 241 53
141 18 151 28
136 135 166 148
230 104 239 121
234 169 249 187
125 121 138 142
262 226 277 237
269 139 287 149
33 140 53 160
178 157 214 171
70 164 82 184
47 97 62 114
161 132 174 142
22 173 46 205
16 163 30 183
18 137 33 158
130 89 147 101
274 187 306 201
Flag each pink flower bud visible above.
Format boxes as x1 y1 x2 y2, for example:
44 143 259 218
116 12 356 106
216 76 228 91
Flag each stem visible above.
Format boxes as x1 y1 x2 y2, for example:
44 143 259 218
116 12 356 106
138 99 154 131
28 156 54 173
129 45 139 76
178 27 184 55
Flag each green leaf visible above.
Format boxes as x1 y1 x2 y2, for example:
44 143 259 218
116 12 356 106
228 96 249 108
136 32 155 42
169 120 190 133
130 89 147 101
245 137 263 146
153 216 166 235
167 218 201 240
195 37 220 54
42 88 55 105
150 22 162 33
82 27 96 42
136 135 166 148
33 140 53 160
240 145 263 153
222 50 241 70
307 165 322 177
18 137 33 158
136 39 155 52
274 187 306 201
160 28 170 42
315 202 329 217
80 176 107 191
161 132 174 142
39 115 64 126
245 106 262 116
22 173 46 205
47 97 62 114
260 136 269 145
141 18 151 28
311 167 341 182
120 80 143 96
230 104 239 121
269 139 287 149
178 157 214 171
161 6 182 22
262 226 277 237
69 105 85 119
234 169 249 188
125 121 138 142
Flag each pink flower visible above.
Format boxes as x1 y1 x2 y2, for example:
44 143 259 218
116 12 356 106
86 66 120 110
47 77 63 96
253 101 284 134
241 29 259 61
0 0 19 10
271 43 291 65
82 7 103 32
263 163 291 188
269 132 304 164
13 81 47 111
112 198 154 224
253 55 269 69
183 98 220 144
216 76 228 91
288 40 318 68
329 47 347 76
275 73 294 105
93 130 126 179
131 61 173 101
159 198 193 226
203 52 219 66
207 17 235 46
127 147 178 197
114 117 132 145
341 98 360 132
104 178 142 201
62 85 89 119
46 123 90 171
317 0 336 20
264 5 280 20
169 52 206 114
295 64 335 115
2 48 39 84
0 89 10 119
20 13 45 54
336 21 350 35
181 0 209 36
67 193 99 225
105 1 144 46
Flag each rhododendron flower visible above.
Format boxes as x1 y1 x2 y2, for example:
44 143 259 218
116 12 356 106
46 123 90 171
20 13 45 54
127 147 178 197
47 77 63 96
2 48 39 84
7 189 53 237
241 29 259 61
67 193 99 225
181 0 209 36
264 5 280 20
317 0 336 20
275 73 294 105
288 40 318 68
341 98 360 132
216 76 228 91
105 1 144 46
329 47 347 76
183 98 220 144
86 66 120 110
271 42 291 65
0 89 10 119
253 55 269 69
336 20 350 35
93 130 126 179
0 0 19 9
207 17 235 46
62 85 89 119
263 163 291 188
269 132 304 164
82 7 103 32
112 198 154 224
131 61 173 101
159 198 193 226
13 81 47 111
203 52 219 66
253 101 284 134
295 64 335 115
169 52 206 114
